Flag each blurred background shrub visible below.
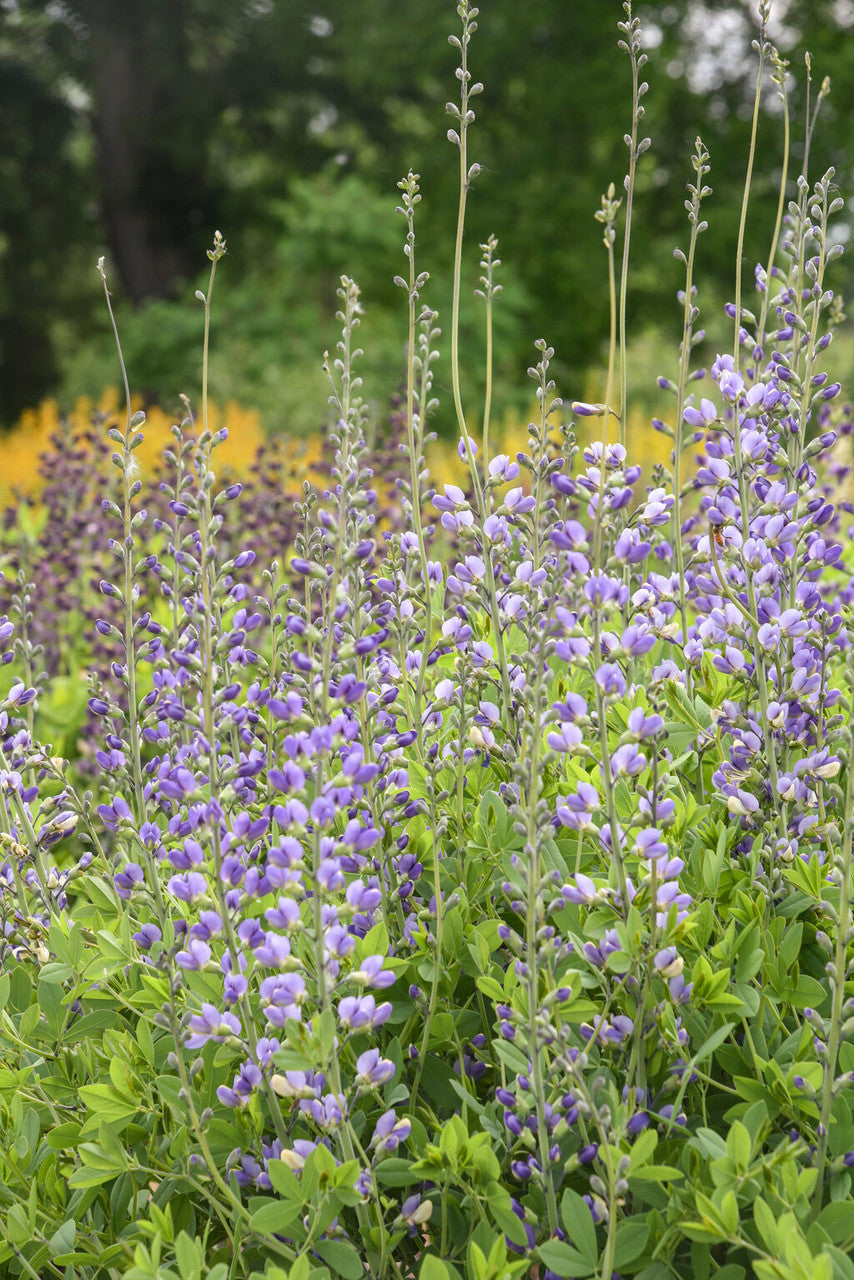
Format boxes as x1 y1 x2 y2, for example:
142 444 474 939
0 0 852 443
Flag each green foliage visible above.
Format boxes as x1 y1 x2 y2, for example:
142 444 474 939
2 0 853 426
0 3 853 1280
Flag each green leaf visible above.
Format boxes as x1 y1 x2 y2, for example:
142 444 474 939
95 929 132 963
778 922 803 970
375 1158 420 1187
78 1084 138 1129
248 1199 303 1235
155 1074 187 1119
174 1231 203 1280
817 1201 854 1246
271 1049 315 1071
560 1189 597 1263
67 1165 120 1190
825 1246 854 1280
726 1120 751 1172
419 1259 454 1280
689 1129 727 1160
753 1197 778 1253
629 1165 683 1182
614 1221 649 1269
314 1239 364 1279
538 1241 596 1278
266 1160 303 1201
46 1122 82 1151
681 1222 727 1244
84 876 122 914
488 1189 530 1249
48 1218 76 1256
475 975 505 1002
693 1023 736 1067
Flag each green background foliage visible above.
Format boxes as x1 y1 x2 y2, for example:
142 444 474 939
0 0 852 430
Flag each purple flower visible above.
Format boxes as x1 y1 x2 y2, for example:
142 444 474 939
264 896 301 930
217 1060 262 1108
610 743 647 777
547 722 583 752
115 862 144 898
98 797 132 830
176 938 212 970
372 1110 411 1152
132 922 162 950
432 483 468 512
168 871 208 903
556 782 600 831
635 828 667 861
712 353 745 400
224 972 249 1004
488 454 520 482
561 873 597 905
401 1194 432 1231
626 1111 650 1136
337 994 392 1029
595 663 626 698
185 1003 241 1049
682 397 717 428
352 954 396 988
356 1048 395 1086
310 1093 347 1128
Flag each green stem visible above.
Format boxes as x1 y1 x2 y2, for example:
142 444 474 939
592 617 630 917
617 4 644 448
410 776 443 1111
733 30 769 381
448 7 513 722
673 142 709 673
194 242 289 1148
97 259 166 923
399 180 433 760
752 63 790 371
812 739 854 1218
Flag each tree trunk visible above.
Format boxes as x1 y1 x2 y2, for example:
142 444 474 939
72 0 195 302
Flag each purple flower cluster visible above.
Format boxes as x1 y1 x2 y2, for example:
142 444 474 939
2 15 853 1270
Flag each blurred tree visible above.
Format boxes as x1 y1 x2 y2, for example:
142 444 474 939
0 49 91 417
17 0 315 302
0 0 851 423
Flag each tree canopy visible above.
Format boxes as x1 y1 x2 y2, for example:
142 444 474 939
1 0 851 426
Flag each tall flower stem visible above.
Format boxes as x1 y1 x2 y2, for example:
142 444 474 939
310 284 383 1268
752 55 790 371
0 744 57 919
616 3 649 447
732 5 771 382
397 174 433 759
673 140 710 664
593 184 620 421
164 991 293 1261
97 258 166 923
811 726 854 1219
726 11 789 840
410 772 444 1112
476 234 500 479
592 615 630 917
448 2 513 721
523 684 558 1234
194 236 288 1148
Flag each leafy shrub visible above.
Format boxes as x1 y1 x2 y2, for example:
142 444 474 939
1 4 854 1280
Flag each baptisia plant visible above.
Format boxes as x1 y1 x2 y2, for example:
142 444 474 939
1 3 854 1280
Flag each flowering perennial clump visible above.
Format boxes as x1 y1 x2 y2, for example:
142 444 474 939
1 5 854 1280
